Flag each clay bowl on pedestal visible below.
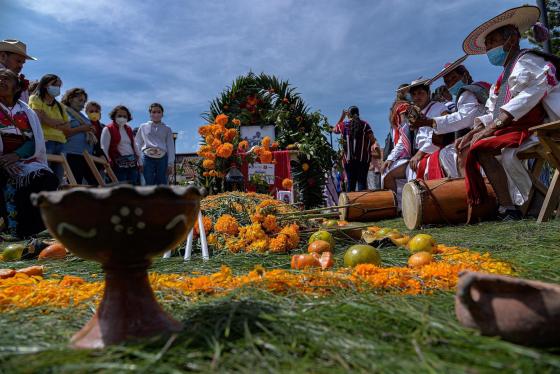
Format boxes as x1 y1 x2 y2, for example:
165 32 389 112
455 271 560 347
32 185 206 349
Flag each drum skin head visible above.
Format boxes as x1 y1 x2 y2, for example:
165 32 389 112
402 182 422 230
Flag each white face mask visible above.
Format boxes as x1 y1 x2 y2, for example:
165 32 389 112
115 117 127 126
47 85 61 97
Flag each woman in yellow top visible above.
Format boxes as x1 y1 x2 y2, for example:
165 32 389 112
28 74 70 181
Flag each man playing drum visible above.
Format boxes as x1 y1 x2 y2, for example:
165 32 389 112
458 5 560 220
408 60 490 178
382 79 447 194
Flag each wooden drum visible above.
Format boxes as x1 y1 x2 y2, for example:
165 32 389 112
339 190 398 222
402 178 497 230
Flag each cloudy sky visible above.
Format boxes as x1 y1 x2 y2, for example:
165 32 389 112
3 0 534 152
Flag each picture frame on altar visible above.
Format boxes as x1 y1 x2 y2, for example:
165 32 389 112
240 125 275 147
277 190 293 204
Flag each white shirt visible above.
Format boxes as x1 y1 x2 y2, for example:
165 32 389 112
100 124 142 165
135 121 175 166
433 91 485 134
387 101 446 161
475 52 560 127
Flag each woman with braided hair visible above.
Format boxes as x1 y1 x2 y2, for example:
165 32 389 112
332 106 376 192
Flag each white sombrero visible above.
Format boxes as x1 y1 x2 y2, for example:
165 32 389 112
396 78 430 93
427 55 468 85
462 5 540 55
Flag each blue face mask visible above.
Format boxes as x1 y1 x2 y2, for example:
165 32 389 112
487 45 508 66
405 93 412 102
448 79 466 97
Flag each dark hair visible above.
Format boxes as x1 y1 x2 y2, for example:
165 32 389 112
396 83 409 101
0 68 23 102
492 24 521 40
61 88 88 106
451 65 473 84
348 106 359 117
410 84 431 97
85 101 101 111
28 80 39 96
37 74 61 100
109 105 132 121
149 102 164 113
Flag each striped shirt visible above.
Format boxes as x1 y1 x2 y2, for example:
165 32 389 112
334 119 374 164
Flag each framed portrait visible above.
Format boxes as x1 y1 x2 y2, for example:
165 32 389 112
240 125 275 147
277 190 293 204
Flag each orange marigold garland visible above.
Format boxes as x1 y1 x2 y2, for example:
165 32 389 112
214 214 239 236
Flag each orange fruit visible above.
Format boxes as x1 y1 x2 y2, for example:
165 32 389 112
16 265 44 277
308 230 335 249
291 254 320 269
408 234 436 254
343 245 381 267
38 243 67 260
308 240 332 254
319 252 335 270
408 251 433 268
0 268 16 279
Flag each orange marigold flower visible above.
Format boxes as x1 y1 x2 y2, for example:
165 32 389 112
202 159 215 170
269 234 289 253
209 170 218 177
194 216 213 236
281 178 293 190
198 125 211 137
262 136 271 149
249 238 269 253
260 150 273 163
279 223 300 248
211 139 222 149
302 163 310 171
205 135 215 145
262 215 279 233
215 114 229 127
271 141 279 150
232 118 241 126
203 171 210 177
247 96 258 106
224 128 238 143
207 233 218 245
215 214 239 235
203 152 217 161
217 143 234 158
238 140 249 152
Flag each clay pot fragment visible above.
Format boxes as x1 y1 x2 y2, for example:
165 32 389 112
455 271 560 347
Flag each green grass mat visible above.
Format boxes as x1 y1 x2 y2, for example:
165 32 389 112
0 218 559 373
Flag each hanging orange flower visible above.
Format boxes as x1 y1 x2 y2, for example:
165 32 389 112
224 128 238 143
232 118 241 126
238 140 249 152
247 96 258 106
262 136 271 149
215 114 229 127
260 150 273 163
215 214 239 235
203 159 215 170
198 125 211 137
203 152 217 161
271 142 279 150
205 135 215 145
282 178 293 190
217 143 234 158
211 138 222 150
194 216 213 236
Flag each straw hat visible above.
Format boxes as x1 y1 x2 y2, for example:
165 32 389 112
396 78 430 93
427 55 468 85
0 39 37 60
462 5 540 55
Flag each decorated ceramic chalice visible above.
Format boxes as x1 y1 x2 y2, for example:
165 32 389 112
32 185 205 349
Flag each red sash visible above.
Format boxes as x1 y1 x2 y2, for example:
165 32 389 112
416 150 444 180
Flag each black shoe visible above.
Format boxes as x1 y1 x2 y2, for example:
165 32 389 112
498 209 523 221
